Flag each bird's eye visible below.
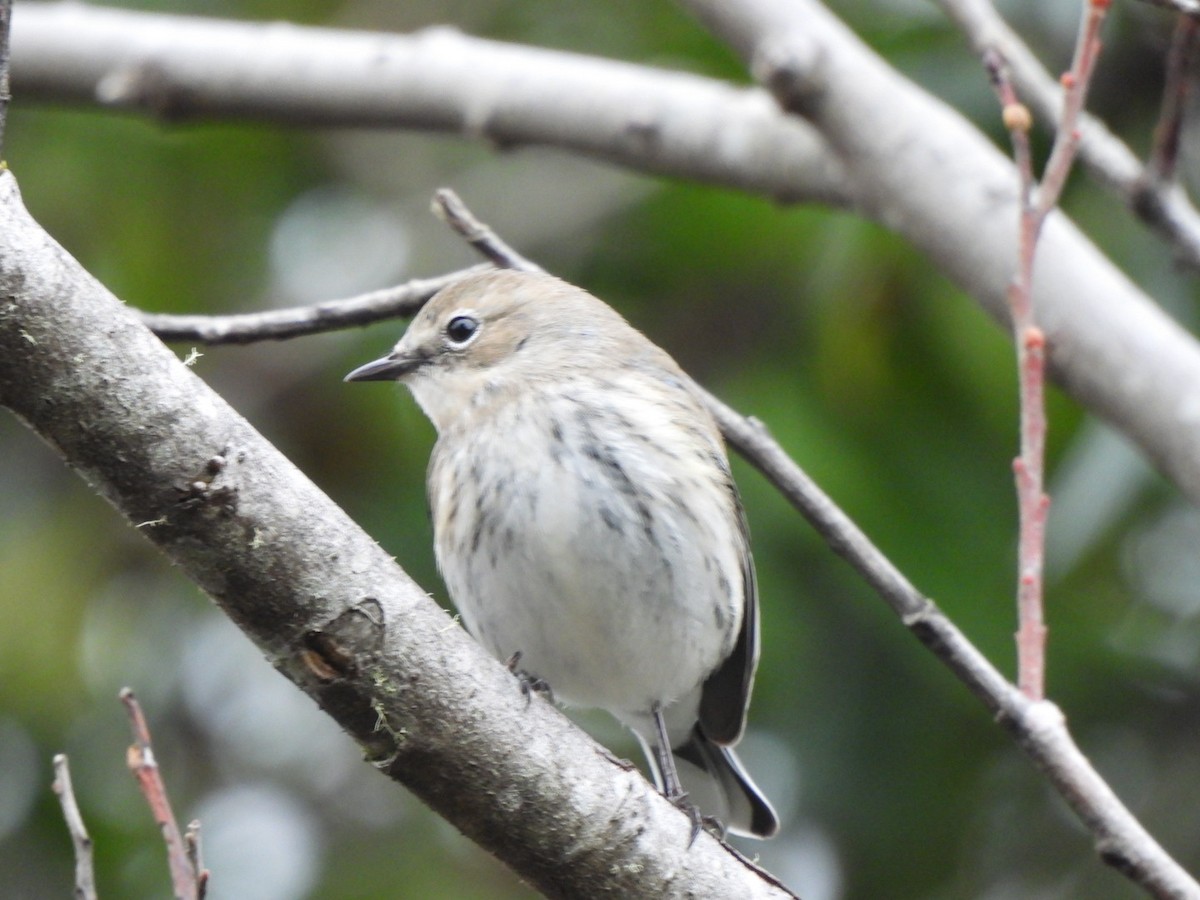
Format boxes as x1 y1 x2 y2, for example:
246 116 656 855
445 315 479 347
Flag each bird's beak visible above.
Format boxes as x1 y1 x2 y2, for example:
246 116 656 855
343 352 420 383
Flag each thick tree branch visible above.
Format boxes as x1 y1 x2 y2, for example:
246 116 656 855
0 172 795 900
9 2 847 207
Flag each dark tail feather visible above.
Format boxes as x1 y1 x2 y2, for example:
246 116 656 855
673 727 779 839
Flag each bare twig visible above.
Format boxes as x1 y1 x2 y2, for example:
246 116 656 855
1037 2 1109 217
432 190 540 273
706 352 1199 900
185 821 209 900
121 688 202 900
141 266 489 345
1148 14 1200 186
9 5 848 208
983 1 1110 701
51 754 98 900
985 48 1050 700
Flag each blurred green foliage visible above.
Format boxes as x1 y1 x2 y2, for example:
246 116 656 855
3 2 1200 899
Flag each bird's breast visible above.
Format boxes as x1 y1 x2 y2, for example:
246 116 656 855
427 387 745 716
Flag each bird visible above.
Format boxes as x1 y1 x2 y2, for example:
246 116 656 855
345 268 778 839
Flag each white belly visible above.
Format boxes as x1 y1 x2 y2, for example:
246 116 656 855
428 388 745 722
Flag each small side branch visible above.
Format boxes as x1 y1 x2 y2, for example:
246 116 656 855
121 688 207 900
432 189 540 273
1147 14 1200 187
142 191 542 347
51 754 98 900
141 266 489 345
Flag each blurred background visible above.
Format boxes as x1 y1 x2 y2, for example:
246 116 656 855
3 1 1200 897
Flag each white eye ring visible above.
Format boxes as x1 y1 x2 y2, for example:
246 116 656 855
445 314 480 347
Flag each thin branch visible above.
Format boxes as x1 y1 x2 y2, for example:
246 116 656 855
185 821 209 900
141 266 490 345
1037 2 1109 217
983 2 1110 701
985 48 1048 699
51 754 98 900
121 688 202 900
1147 14 1200 186
432 190 540 272
705 367 1199 900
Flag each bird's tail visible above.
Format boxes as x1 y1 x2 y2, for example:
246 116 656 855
640 725 779 839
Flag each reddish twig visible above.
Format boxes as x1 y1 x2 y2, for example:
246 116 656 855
984 1 1111 701
51 754 98 900
185 820 209 899
121 687 204 900
1037 3 1110 216
1148 14 1200 186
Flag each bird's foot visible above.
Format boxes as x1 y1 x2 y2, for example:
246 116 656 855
505 651 554 706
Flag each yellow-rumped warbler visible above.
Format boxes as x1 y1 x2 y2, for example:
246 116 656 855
346 269 778 838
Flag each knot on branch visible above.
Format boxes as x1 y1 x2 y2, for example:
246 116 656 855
299 598 387 683
96 60 197 122
751 33 826 118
